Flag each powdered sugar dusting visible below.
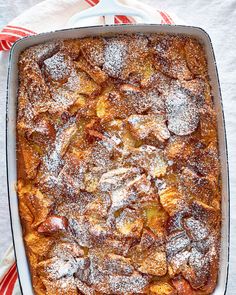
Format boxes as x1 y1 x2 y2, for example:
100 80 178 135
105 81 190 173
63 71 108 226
165 87 199 135
43 52 71 81
46 258 78 280
184 217 209 241
109 273 149 293
103 39 127 78
32 41 60 63
167 231 191 256
43 121 77 174
167 212 218 288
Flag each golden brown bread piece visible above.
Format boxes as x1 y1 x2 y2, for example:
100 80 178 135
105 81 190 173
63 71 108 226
18 139 41 179
17 33 220 295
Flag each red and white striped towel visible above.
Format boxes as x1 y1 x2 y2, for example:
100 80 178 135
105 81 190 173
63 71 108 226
0 246 20 295
0 0 178 51
0 0 178 293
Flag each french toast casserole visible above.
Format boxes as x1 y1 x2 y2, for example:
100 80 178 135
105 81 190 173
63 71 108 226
17 33 221 295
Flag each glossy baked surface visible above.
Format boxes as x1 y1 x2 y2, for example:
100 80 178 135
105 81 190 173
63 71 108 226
17 34 221 295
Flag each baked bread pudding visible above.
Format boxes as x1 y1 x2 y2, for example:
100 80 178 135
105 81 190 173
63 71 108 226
17 33 221 295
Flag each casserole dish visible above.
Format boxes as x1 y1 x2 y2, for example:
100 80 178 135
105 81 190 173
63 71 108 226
6 4 229 294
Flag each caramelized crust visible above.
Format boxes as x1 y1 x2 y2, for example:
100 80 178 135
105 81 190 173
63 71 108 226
17 34 221 295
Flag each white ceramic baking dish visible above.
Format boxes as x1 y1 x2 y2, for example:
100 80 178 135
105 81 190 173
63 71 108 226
6 16 229 295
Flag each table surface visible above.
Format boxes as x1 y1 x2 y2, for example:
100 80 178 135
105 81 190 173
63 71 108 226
0 0 235 293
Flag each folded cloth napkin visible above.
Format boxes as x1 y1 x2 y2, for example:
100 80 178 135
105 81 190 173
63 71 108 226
0 0 178 293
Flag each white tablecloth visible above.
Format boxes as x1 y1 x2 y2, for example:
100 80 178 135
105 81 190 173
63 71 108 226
0 0 235 293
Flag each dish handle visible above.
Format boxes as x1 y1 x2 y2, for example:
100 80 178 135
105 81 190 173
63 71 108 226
67 0 153 26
